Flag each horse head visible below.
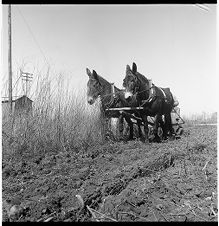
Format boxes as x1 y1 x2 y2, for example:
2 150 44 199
123 62 146 100
86 68 102 105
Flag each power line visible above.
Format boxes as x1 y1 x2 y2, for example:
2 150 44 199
20 70 33 96
12 72 22 91
15 6 50 66
15 5 59 98
195 4 210 12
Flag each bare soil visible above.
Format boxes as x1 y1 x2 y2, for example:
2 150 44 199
2 125 217 222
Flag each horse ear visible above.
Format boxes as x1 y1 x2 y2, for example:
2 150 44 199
132 62 137 73
92 70 99 81
126 65 131 73
86 68 92 77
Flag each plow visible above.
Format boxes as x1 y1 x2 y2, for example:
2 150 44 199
105 106 185 139
104 83 185 140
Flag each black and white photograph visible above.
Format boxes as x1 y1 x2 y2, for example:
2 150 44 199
1 3 217 222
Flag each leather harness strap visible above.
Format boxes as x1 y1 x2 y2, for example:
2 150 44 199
157 87 167 99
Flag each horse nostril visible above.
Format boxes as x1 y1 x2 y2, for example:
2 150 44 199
124 91 132 99
88 98 93 105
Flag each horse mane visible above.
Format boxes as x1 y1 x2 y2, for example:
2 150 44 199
135 71 149 86
96 73 121 92
96 73 109 85
129 70 150 101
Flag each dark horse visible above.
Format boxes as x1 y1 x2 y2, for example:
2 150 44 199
123 62 176 143
86 68 143 141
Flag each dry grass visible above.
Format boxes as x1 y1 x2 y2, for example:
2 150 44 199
2 70 103 162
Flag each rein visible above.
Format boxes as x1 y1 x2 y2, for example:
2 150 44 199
100 88 124 99
136 87 151 95
99 85 124 110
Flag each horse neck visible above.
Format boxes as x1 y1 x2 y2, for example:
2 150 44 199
98 76 118 109
136 73 149 100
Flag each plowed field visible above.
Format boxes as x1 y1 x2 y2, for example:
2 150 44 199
2 125 217 222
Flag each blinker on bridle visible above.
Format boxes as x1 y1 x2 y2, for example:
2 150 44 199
128 75 150 96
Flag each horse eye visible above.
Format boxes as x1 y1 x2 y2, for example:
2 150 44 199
94 82 100 88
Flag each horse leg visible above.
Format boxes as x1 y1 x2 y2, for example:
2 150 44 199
124 116 134 141
164 113 174 139
160 115 168 140
134 112 143 139
141 114 149 143
137 121 142 139
117 114 124 140
152 114 162 143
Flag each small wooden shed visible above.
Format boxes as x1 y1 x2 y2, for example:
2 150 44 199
2 95 33 117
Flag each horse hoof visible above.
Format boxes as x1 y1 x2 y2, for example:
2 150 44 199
122 139 128 143
139 137 145 143
118 136 125 141
169 136 175 141
140 138 149 144
152 137 161 143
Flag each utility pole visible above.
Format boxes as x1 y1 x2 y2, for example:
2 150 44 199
8 4 13 113
21 70 33 96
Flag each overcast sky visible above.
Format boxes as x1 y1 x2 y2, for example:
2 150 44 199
2 4 217 116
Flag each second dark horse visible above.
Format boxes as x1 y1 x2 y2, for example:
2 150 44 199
123 62 176 143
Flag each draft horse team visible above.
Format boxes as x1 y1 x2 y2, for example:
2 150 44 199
86 62 180 143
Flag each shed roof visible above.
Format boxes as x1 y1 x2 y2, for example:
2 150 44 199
2 95 33 103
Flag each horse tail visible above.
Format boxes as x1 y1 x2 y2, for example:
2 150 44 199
163 88 175 109
169 89 175 108
167 88 179 108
